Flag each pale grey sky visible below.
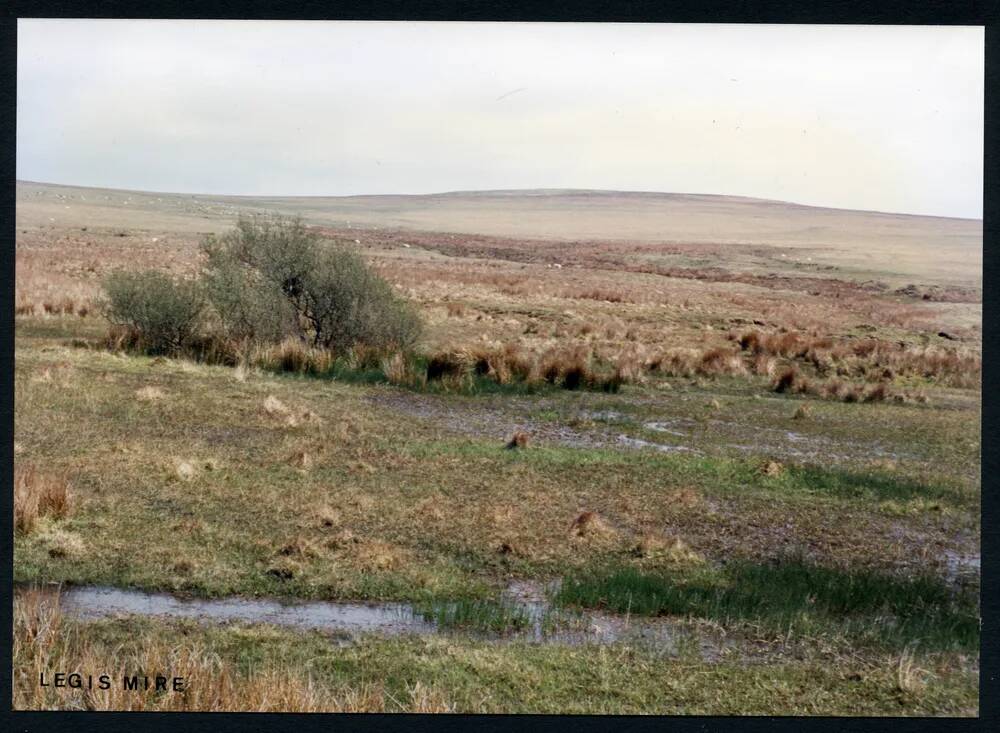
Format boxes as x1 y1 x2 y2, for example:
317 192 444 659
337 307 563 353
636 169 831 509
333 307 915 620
17 20 984 218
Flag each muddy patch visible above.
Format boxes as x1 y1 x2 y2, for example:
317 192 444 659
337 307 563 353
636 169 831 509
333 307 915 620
366 390 613 450
366 388 916 468
700 419 913 464
366 390 701 454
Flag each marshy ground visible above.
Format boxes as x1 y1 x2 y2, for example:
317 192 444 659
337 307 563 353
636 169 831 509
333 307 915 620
13 181 981 714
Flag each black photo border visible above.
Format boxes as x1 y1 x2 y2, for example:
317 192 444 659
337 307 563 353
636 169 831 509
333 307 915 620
1 2 996 731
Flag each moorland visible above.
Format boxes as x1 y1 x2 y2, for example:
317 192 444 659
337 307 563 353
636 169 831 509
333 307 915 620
13 180 981 714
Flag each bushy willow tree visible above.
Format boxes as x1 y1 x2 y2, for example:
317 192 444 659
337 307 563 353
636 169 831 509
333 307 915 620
200 215 422 352
103 270 205 353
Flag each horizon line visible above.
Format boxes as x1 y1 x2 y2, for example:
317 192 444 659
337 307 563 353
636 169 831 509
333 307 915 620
15 178 984 223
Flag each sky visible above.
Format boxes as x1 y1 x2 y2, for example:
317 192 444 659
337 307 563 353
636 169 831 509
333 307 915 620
17 20 985 218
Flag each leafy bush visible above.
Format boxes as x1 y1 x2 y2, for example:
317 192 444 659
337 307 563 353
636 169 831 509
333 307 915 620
201 239 298 343
202 215 421 353
102 270 205 353
302 247 422 352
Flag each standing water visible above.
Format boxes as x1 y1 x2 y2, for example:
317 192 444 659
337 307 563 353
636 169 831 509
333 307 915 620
19 582 730 659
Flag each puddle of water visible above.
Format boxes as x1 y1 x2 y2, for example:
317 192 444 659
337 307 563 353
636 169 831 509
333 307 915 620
643 421 688 437
53 585 434 636
22 582 726 660
617 435 696 453
942 550 981 582
583 410 626 423
366 392 608 451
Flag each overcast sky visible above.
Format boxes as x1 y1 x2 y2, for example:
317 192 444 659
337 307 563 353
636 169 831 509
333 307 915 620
17 20 984 218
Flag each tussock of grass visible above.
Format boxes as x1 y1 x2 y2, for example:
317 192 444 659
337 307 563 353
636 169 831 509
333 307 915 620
568 510 615 539
420 344 626 394
14 464 71 534
556 558 979 651
100 323 964 404
734 329 980 389
629 534 703 564
505 430 529 449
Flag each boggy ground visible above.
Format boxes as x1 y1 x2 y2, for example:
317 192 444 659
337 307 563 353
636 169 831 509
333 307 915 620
13 314 981 714
13 182 981 714
14 322 979 596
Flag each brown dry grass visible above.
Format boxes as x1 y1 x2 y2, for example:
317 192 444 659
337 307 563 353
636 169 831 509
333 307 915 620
761 460 785 477
30 202 977 401
630 534 704 564
135 385 166 401
257 338 335 376
288 450 313 471
734 329 980 389
506 431 529 450
569 511 617 540
14 463 71 534
175 460 197 481
13 588 453 712
382 350 416 386
262 395 322 428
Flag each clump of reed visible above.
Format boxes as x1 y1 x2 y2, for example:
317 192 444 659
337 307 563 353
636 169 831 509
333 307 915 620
771 366 893 404
13 588 454 712
253 338 334 376
733 329 980 389
14 464 71 534
421 343 626 393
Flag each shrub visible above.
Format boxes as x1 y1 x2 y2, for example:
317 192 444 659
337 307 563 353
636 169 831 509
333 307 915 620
304 248 422 352
201 240 298 343
203 215 421 354
102 270 205 353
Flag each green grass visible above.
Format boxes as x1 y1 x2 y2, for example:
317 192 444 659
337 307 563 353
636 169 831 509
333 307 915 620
13 320 979 630
402 437 973 507
414 597 533 634
16 610 980 715
778 463 969 504
556 558 980 652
